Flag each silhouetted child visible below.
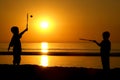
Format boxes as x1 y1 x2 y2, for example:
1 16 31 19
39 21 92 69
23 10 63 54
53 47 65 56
8 25 28 65
92 31 111 71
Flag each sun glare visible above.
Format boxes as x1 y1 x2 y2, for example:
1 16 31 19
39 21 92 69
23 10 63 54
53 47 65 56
40 21 48 29
41 42 48 53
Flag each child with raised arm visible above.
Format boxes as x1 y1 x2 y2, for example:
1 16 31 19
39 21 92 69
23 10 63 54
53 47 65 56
8 25 28 65
92 31 111 71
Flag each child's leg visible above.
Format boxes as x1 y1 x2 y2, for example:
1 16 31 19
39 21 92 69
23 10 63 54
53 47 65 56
16 55 21 65
101 56 110 71
13 55 17 65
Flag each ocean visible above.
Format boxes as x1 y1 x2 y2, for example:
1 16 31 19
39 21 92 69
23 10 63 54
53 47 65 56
0 42 120 68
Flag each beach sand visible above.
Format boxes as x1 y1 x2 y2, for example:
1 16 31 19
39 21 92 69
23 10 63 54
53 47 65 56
0 64 120 80
0 51 120 80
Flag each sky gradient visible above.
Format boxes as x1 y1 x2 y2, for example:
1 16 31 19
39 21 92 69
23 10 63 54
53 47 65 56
0 0 120 42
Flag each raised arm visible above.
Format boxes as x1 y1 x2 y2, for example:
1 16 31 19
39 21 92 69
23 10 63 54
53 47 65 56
19 24 28 36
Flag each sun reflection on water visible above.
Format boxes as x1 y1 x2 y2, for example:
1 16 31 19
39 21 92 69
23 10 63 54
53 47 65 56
40 55 48 67
40 42 49 67
41 42 48 53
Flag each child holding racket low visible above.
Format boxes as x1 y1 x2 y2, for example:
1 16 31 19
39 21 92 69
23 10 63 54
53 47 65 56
92 31 111 71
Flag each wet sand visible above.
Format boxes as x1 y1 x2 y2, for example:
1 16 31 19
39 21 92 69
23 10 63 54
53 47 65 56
0 64 120 80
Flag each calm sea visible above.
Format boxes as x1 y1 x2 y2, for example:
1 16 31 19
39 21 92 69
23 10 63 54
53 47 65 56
0 42 120 68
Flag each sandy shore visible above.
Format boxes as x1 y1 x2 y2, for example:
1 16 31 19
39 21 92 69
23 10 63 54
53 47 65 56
0 64 120 80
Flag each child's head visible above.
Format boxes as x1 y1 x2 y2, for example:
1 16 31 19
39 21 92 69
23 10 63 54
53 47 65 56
102 31 110 40
11 26 19 34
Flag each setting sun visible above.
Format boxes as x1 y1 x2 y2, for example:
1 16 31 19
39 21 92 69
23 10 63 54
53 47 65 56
40 21 49 29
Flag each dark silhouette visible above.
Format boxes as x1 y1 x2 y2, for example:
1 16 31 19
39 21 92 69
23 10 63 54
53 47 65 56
0 64 120 80
92 31 111 71
8 25 28 65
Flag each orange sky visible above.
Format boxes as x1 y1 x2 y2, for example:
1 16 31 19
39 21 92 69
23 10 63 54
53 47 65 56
0 0 120 43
